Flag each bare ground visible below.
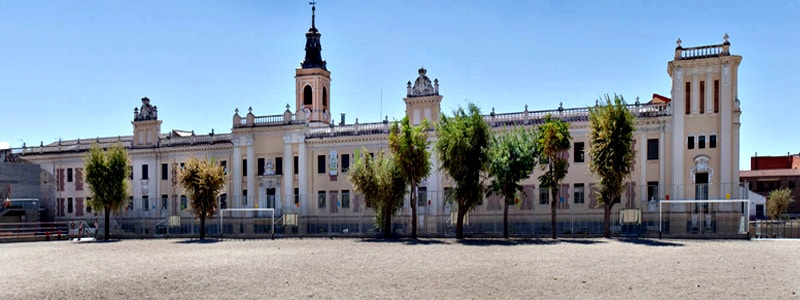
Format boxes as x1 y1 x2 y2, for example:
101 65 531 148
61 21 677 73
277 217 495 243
1 238 798 299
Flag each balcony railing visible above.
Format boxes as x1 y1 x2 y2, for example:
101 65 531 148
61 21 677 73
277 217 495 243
306 121 390 138
676 44 730 60
484 103 668 128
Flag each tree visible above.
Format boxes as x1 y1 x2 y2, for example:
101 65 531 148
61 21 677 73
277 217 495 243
178 156 226 240
435 102 491 239
536 115 572 239
84 143 130 241
388 116 431 239
767 188 794 220
588 94 636 238
348 149 407 238
487 126 539 239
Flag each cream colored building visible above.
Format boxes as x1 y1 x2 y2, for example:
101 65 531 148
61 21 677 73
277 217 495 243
10 10 746 236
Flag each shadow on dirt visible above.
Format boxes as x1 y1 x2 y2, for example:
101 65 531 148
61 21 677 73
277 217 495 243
174 239 222 244
616 238 684 247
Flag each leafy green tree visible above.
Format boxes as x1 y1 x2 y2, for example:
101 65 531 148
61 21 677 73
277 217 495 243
348 149 407 238
84 143 130 241
435 103 491 239
537 115 572 239
487 126 539 239
178 156 227 239
588 94 636 238
389 116 431 238
767 188 794 220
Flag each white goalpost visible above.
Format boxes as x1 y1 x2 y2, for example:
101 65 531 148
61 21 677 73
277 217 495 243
218 208 275 239
658 199 750 236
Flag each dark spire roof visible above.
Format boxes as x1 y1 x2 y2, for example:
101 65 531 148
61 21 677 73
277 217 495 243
301 2 326 70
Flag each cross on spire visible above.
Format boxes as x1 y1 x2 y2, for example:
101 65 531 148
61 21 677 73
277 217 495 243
309 1 316 28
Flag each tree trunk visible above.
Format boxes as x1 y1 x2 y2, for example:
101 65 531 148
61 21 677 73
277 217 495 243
456 202 465 239
503 198 509 239
383 209 392 238
104 207 110 241
410 184 417 239
604 202 611 238
550 188 558 239
199 214 206 240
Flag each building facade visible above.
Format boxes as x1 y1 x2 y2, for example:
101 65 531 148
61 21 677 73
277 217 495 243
8 9 747 236
741 154 800 217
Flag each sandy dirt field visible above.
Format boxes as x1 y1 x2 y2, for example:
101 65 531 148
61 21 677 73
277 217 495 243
1 238 798 299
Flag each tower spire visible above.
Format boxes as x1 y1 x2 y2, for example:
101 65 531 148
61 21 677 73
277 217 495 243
302 1 326 70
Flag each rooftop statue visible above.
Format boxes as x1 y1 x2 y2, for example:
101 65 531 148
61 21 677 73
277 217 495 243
411 68 436 97
135 97 158 121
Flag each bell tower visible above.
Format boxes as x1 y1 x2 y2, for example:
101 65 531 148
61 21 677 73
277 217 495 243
404 67 442 125
295 2 332 126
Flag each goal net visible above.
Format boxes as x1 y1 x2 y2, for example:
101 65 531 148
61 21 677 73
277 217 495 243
658 199 749 236
218 208 275 238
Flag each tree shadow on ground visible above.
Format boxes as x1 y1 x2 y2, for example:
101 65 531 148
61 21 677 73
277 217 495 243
74 239 121 244
358 237 448 245
174 239 222 244
616 238 684 247
456 238 605 246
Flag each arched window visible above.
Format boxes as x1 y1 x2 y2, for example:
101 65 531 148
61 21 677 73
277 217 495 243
303 85 313 105
322 87 328 107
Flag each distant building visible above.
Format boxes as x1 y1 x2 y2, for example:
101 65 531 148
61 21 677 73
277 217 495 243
7 7 747 234
740 154 800 216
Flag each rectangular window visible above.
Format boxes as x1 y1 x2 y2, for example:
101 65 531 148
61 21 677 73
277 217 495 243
161 163 168 180
714 79 720 113
573 142 585 163
275 157 283 175
67 168 73 182
647 139 659 160
242 190 247 206
67 197 74 213
258 158 265 176
180 162 185 170
294 188 300 208
141 164 149 180
143 196 149 211
317 155 326 174
710 135 717 148
181 195 187 210
790 181 796 189
539 188 549 205
647 181 659 201
242 159 247 177
685 81 691 115
221 160 227 175
418 187 428 207
86 197 92 213
219 194 227 209
341 154 350 173
129 166 133 180
161 194 168 210
573 184 585 204
699 81 705 113
687 136 695 149
294 156 299 175
127 196 133 211
317 191 326 208
341 190 350 209
698 135 706 149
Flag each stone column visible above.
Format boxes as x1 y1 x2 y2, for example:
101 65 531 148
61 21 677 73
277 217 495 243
639 131 647 201
659 125 666 198
671 67 685 199
232 138 242 207
691 71 699 114
283 135 293 212
705 71 713 114
245 136 255 208
297 135 307 215
720 63 733 195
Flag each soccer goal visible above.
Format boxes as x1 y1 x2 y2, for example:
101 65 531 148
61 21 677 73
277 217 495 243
218 208 275 239
658 199 750 236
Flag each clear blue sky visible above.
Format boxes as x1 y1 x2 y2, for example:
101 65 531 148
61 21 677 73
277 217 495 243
1 1 798 169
